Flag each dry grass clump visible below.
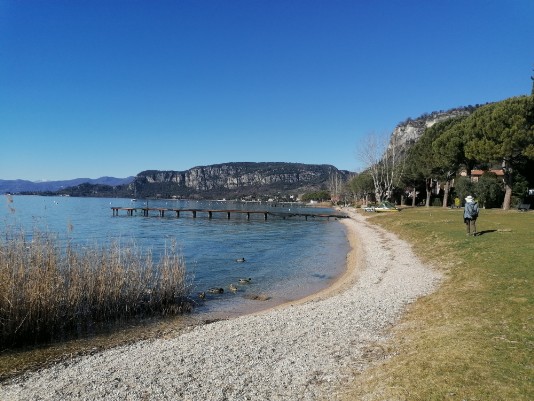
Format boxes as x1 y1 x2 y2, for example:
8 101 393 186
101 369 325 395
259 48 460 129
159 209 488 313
0 228 190 348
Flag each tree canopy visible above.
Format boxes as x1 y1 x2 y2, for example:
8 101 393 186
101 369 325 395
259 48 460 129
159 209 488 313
461 96 534 208
463 96 534 162
359 95 534 209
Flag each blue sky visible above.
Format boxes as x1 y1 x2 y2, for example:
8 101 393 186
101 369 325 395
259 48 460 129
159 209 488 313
1 0 533 181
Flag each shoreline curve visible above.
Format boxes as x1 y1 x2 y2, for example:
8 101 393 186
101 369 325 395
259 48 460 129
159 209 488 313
1 208 441 401
262 209 364 314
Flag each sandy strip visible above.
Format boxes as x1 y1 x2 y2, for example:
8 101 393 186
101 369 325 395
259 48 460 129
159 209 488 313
1 209 441 401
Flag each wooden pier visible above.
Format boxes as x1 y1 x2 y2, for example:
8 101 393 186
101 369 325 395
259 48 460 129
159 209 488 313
111 207 348 221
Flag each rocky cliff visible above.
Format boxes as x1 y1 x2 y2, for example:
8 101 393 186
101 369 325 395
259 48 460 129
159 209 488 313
131 162 349 199
390 105 481 149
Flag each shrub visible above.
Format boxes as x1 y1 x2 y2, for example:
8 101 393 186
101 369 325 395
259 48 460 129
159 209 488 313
432 198 442 207
477 172 504 208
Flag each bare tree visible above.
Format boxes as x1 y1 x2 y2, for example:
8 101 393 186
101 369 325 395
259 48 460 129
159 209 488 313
355 131 405 202
328 171 344 205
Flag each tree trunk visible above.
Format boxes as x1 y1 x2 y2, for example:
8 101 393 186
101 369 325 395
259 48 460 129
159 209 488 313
442 180 450 208
375 191 383 203
502 159 512 210
411 188 417 207
503 182 512 210
425 178 432 207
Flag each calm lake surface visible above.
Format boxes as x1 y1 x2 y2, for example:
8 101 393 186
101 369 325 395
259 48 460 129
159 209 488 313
1 195 349 319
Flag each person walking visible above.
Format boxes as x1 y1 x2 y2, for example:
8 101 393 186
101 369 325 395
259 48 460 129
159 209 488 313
463 195 479 236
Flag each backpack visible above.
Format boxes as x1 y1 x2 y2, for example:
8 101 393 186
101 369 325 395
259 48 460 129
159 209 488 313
468 202 479 218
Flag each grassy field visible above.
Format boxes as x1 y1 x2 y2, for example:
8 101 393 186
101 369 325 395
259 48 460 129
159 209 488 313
344 207 533 400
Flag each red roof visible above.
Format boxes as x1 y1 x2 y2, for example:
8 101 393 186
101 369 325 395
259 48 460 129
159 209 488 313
471 169 504 176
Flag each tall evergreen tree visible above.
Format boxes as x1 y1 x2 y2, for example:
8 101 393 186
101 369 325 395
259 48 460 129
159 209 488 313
349 171 374 205
404 118 466 207
432 115 477 207
404 125 438 207
463 96 534 209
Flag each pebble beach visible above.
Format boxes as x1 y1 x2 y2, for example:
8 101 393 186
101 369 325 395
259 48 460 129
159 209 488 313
1 209 441 401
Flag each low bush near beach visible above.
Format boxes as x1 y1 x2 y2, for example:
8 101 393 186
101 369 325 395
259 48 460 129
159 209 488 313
344 208 533 400
0 229 190 348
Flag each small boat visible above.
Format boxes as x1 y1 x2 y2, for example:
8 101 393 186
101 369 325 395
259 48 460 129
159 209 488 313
374 201 399 212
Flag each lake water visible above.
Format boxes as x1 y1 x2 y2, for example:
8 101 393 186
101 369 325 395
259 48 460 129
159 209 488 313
1 195 349 319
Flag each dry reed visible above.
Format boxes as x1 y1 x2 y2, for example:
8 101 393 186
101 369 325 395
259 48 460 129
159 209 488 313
0 228 191 348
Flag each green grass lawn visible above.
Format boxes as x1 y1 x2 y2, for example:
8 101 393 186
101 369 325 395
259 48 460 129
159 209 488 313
344 207 534 400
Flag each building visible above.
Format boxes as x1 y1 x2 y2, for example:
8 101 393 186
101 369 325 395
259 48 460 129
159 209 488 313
460 169 504 182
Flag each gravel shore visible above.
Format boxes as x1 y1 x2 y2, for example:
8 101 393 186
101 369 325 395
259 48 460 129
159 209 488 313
1 209 441 401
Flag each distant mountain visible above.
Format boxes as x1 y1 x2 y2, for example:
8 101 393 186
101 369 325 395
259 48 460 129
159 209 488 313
129 162 351 200
19 162 348 199
0 176 135 194
1 163 350 200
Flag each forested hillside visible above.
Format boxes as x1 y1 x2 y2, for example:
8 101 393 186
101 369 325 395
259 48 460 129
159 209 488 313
351 95 534 209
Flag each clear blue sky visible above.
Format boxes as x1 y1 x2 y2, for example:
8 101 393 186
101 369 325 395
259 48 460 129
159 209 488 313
1 0 533 181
